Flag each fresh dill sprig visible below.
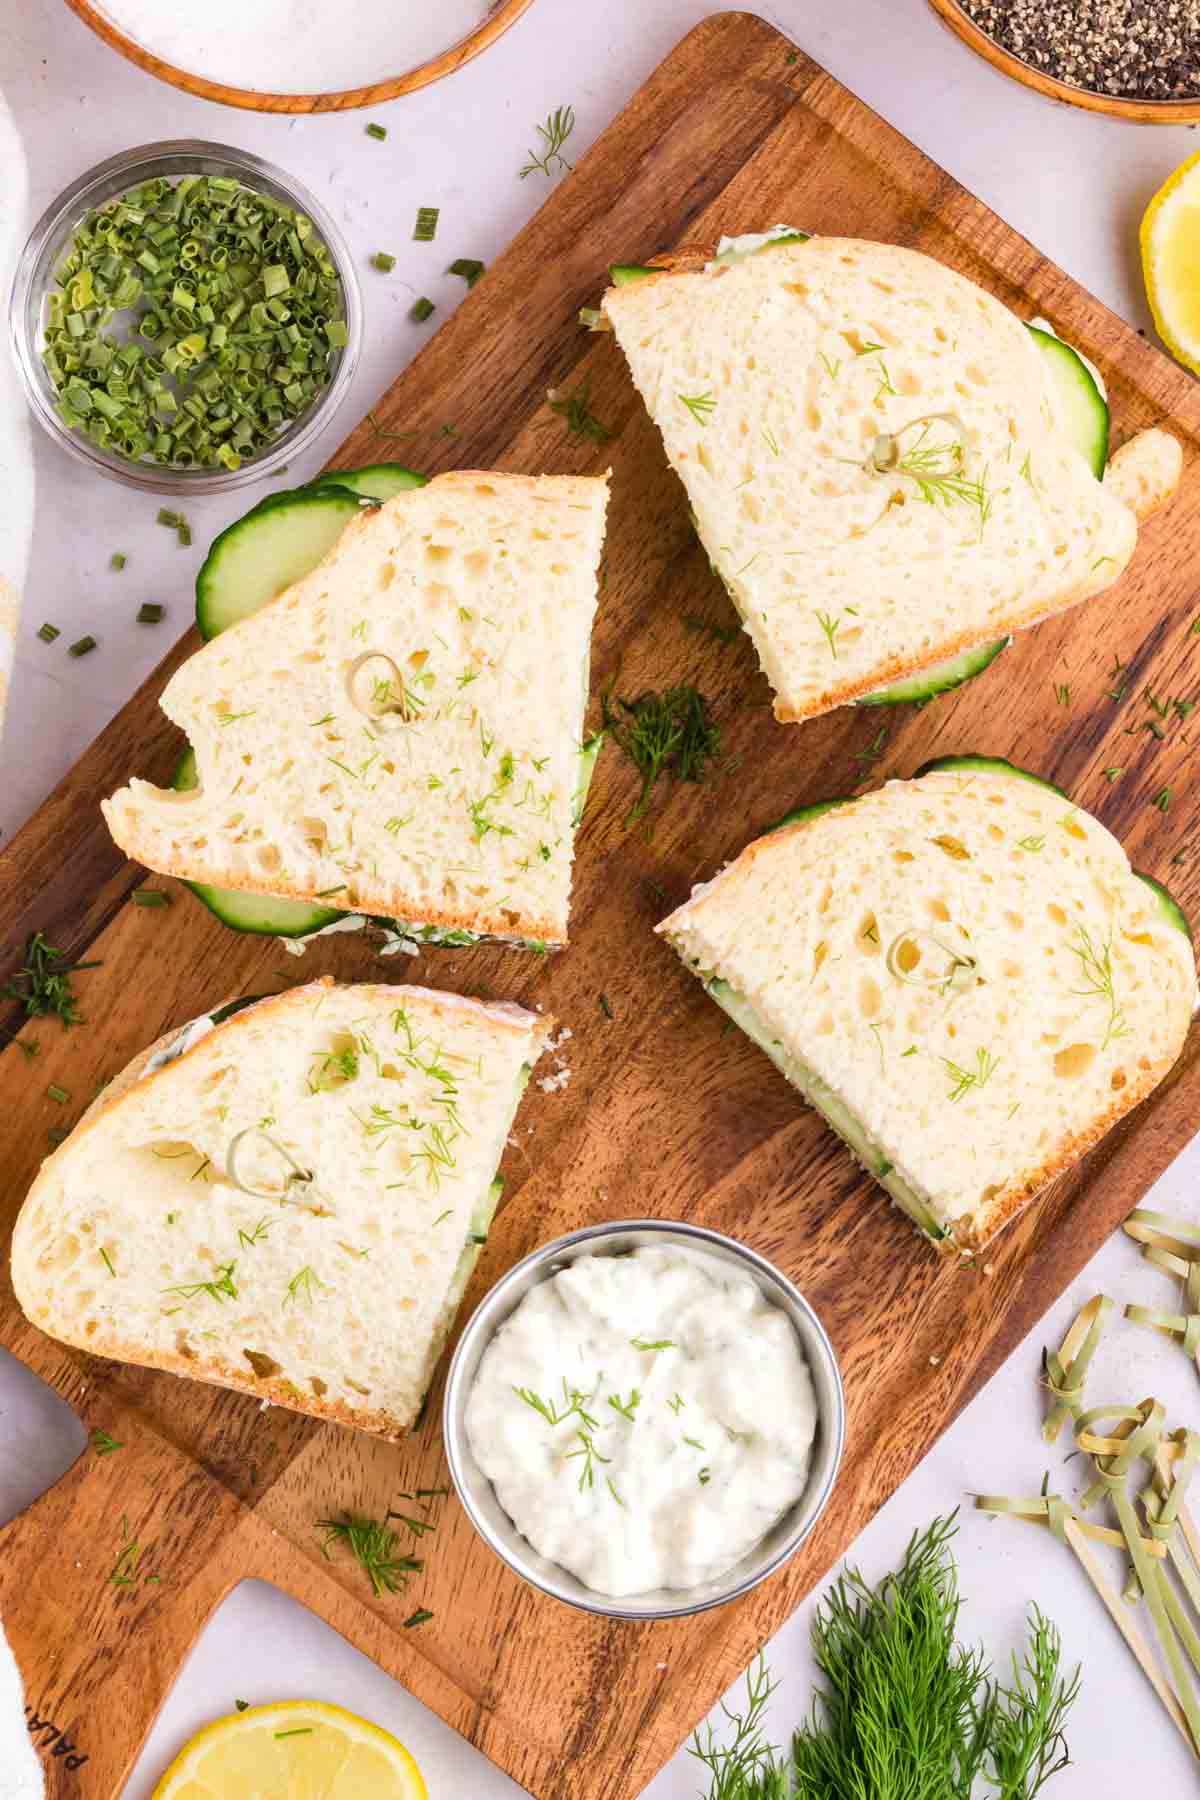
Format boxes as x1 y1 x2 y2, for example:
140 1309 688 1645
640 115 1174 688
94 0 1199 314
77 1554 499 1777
941 1046 999 1103
814 610 841 658
565 1428 611 1491
1068 924 1128 1049
520 105 575 178
2 931 100 1026
683 612 741 647
679 390 718 426
91 1428 122 1456
688 1654 784 1800
162 1261 239 1304
869 417 993 533
600 685 721 823
547 379 611 444
284 1265 327 1307
514 1383 598 1429
317 1512 422 1597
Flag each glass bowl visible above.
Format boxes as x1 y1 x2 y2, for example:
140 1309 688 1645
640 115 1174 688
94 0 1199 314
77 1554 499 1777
9 140 362 495
443 1218 846 1620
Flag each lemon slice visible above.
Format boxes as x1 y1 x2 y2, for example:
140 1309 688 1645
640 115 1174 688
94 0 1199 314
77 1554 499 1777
1142 149 1200 376
151 1700 427 1800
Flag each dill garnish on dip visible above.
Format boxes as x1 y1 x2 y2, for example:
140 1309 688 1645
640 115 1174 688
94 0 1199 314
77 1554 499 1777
40 173 347 473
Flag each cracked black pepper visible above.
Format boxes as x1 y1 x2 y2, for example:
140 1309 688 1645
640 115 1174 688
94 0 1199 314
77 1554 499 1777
959 0 1200 101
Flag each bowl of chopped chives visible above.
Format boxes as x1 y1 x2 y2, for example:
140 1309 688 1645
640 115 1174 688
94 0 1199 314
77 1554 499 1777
9 141 362 493
927 0 1200 122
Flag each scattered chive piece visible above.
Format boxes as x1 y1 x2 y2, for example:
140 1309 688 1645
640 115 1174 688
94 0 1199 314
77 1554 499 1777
91 1427 122 1455
137 602 165 625
409 296 435 323
68 634 97 657
109 552 126 571
412 206 440 242
1104 766 1124 782
371 252 396 274
157 508 179 529
403 1607 434 1628
365 122 387 140
36 622 60 643
47 1127 68 1145
1154 786 1173 813
46 1084 69 1104
132 887 170 908
599 993 613 1019
447 258 485 288
177 518 192 547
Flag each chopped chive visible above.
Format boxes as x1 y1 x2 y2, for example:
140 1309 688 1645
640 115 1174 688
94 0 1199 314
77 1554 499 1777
409 297 435 323
177 518 192 547
109 552 127 571
371 252 396 273
413 206 440 242
46 1083 69 1104
366 122 388 140
99 1247 116 1278
132 887 170 907
47 1127 68 1145
1154 786 1173 813
156 508 180 529
68 634 97 657
403 1607 434 1628
1104 766 1124 782
447 258 485 288
137 603 165 625
36 622 60 643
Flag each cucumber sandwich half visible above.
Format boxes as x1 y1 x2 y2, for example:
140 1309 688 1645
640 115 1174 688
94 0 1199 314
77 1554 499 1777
658 758 1196 1254
103 471 609 949
602 234 1181 720
11 979 549 1438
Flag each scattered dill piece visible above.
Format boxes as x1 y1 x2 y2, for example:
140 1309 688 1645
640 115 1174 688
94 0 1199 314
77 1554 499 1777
69 634 97 657
1053 682 1071 707
91 1427 122 1455
1017 834 1045 852
371 252 396 273
2 932 100 1026
565 1428 611 1491
631 1336 675 1351
366 122 387 140
520 105 575 178
162 1261 238 1303
409 297 435 323
762 425 781 454
404 1608 434 1628
815 609 841 658
1103 766 1124 782
819 352 841 382
607 1389 641 1422
1106 655 1129 702
108 1517 141 1588
698 1467 711 1485
1177 698 1196 720
285 1265 327 1306
1144 687 1171 720
36 622 59 643
678 390 717 426
412 206 440 242
46 1083 69 1104
547 379 610 444
606 1478 626 1508
448 258 485 288
1068 924 1127 1048
668 1393 685 1414
136 602 165 625
109 552 126 571
941 1046 998 1102
365 409 418 443
683 612 740 647
598 993 614 1019
318 1512 421 1597
600 684 721 823
852 725 887 769
132 887 170 907
1154 785 1173 813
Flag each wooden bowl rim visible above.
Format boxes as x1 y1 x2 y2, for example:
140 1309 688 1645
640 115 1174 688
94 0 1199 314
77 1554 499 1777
927 0 1200 124
62 0 536 114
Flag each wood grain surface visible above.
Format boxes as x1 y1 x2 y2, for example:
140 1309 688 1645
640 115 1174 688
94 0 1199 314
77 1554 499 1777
5 12 1200 1795
61 0 534 114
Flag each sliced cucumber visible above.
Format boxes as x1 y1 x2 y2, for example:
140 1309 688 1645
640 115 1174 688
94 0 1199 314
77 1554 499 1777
609 263 659 285
768 796 850 833
709 228 809 265
704 977 950 1245
857 638 1010 707
171 748 345 938
196 487 361 640
572 731 604 827
307 464 427 502
1028 325 1109 479
914 754 1068 800
1136 871 1193 941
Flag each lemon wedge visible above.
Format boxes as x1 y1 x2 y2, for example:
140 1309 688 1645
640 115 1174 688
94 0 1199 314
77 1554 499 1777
151 1700 427 1800
1142 149 1200 377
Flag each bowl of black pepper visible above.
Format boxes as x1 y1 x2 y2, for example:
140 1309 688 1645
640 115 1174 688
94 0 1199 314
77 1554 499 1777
928 0 1200 122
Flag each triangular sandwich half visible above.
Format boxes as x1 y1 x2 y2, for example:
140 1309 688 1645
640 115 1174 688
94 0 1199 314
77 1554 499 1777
103 472 609 948
11 979 549 1437
602 235 1179 720
658 758 1195 1254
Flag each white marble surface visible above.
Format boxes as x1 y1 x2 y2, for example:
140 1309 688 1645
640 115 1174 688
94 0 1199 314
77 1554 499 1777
1 0 1200 1792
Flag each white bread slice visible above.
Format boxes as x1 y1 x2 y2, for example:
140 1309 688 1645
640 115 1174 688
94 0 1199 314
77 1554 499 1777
602 238 1175 722
102 473 609 946
658 765 1195 1253
11 979 551 1437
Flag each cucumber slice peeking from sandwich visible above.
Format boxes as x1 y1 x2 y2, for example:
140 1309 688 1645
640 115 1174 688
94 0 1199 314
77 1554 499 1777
1135 871 1193 940
196 487 363 640
857 638 1010 707
914 753 1069 799
307 464 428 502
1027 325 1109 479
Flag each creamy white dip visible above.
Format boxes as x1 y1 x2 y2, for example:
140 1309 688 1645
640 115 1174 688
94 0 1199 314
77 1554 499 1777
465 1244 817 1597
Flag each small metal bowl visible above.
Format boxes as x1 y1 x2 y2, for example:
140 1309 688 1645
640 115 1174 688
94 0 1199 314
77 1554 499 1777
443 1219 846 1621
9 140 362 495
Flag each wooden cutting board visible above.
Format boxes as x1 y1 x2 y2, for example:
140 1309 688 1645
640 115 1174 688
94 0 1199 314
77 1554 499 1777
4 12 1200 1795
